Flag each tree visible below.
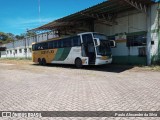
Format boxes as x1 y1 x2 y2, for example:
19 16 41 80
15 34 25 40
0 32 13 43
7 33 15 39
0 32 8 41
26 31 36 37
15 31 36 40
0 31 37 44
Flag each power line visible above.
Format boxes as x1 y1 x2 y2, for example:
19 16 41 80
38 0 41 24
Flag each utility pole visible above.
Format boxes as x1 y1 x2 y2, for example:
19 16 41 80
147 6 151 65
24 38 27 59
13 39 15 58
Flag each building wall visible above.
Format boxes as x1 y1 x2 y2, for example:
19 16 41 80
150 3 160 64
0 31 56 58
95 10 148 65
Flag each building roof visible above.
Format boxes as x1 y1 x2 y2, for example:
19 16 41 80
31 0 155 32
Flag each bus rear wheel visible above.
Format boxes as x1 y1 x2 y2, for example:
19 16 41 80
42 58 46 66
75 58 82 68
38 58 42 65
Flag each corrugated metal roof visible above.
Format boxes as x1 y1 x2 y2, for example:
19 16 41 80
31 0 155 31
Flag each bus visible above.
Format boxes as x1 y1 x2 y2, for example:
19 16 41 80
32 32 115 68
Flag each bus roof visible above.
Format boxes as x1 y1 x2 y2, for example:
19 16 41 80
77 32 100 36
32 32 102 45
32 35 74 44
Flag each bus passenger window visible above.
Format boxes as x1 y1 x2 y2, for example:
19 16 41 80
35 44 39 50
48 41 54 49
58 41 61 48
32 45 35 51
63 39 67 47
73 36 81 46
58 40 63 48
54 41 58 48
43 43 48 49
82 34 93 44
64 38 71 47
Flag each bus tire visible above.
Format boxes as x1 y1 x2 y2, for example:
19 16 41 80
42 58 46 66
38 58 42 65
75 58 82 68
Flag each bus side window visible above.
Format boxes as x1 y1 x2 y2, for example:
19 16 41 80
48 41 54 49
54 41 58 48
59 40 63 48
32 45 35 51
64 38 71 47
35 44 39 50
82 34 93 44
43 42 48 49
39 43 43 49
58 40 61 48
63 38 67 47
73 36 81 46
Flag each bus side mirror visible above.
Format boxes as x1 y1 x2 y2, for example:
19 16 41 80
110 40 116 47
94 38 100 46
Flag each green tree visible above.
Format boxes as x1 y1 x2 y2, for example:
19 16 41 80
15 34 25 40
0 32 13 43
26 31 36 37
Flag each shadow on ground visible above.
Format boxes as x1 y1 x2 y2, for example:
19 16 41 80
32 63 134 73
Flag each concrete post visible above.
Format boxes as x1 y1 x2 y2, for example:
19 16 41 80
147 6 152 65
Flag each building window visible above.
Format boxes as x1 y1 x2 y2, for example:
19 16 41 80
15 50 17 54
139 47 146 57
24 48 27 53
127 34 147 47
10 50 12 54
19 49 22 53
29 48 32 52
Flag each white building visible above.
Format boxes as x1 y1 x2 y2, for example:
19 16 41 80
0 31 58 58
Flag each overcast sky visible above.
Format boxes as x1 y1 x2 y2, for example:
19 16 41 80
0 0 105 35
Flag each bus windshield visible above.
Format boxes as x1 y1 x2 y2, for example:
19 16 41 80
93 33 111 56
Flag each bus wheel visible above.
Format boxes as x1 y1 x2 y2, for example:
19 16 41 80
42 58 46 66
75 58 82 68
38 58 42 65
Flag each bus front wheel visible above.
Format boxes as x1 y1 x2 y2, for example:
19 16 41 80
75 58 82 68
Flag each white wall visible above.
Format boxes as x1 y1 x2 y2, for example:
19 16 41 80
1 31 57 58
94 10 147 57
150 3 159 61
95 11 147 36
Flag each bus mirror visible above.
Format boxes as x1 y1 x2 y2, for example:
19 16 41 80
110 40 116 47
94 38 100 46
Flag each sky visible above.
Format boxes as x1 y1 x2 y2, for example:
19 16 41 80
0 0 105 35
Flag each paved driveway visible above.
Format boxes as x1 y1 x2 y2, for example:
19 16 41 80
0 62 160 120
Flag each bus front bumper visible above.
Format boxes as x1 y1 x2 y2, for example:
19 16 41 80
95 58 112 65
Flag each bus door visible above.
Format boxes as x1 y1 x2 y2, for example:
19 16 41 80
82 34 96 65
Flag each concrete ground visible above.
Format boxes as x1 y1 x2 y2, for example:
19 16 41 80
0 60 160 120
